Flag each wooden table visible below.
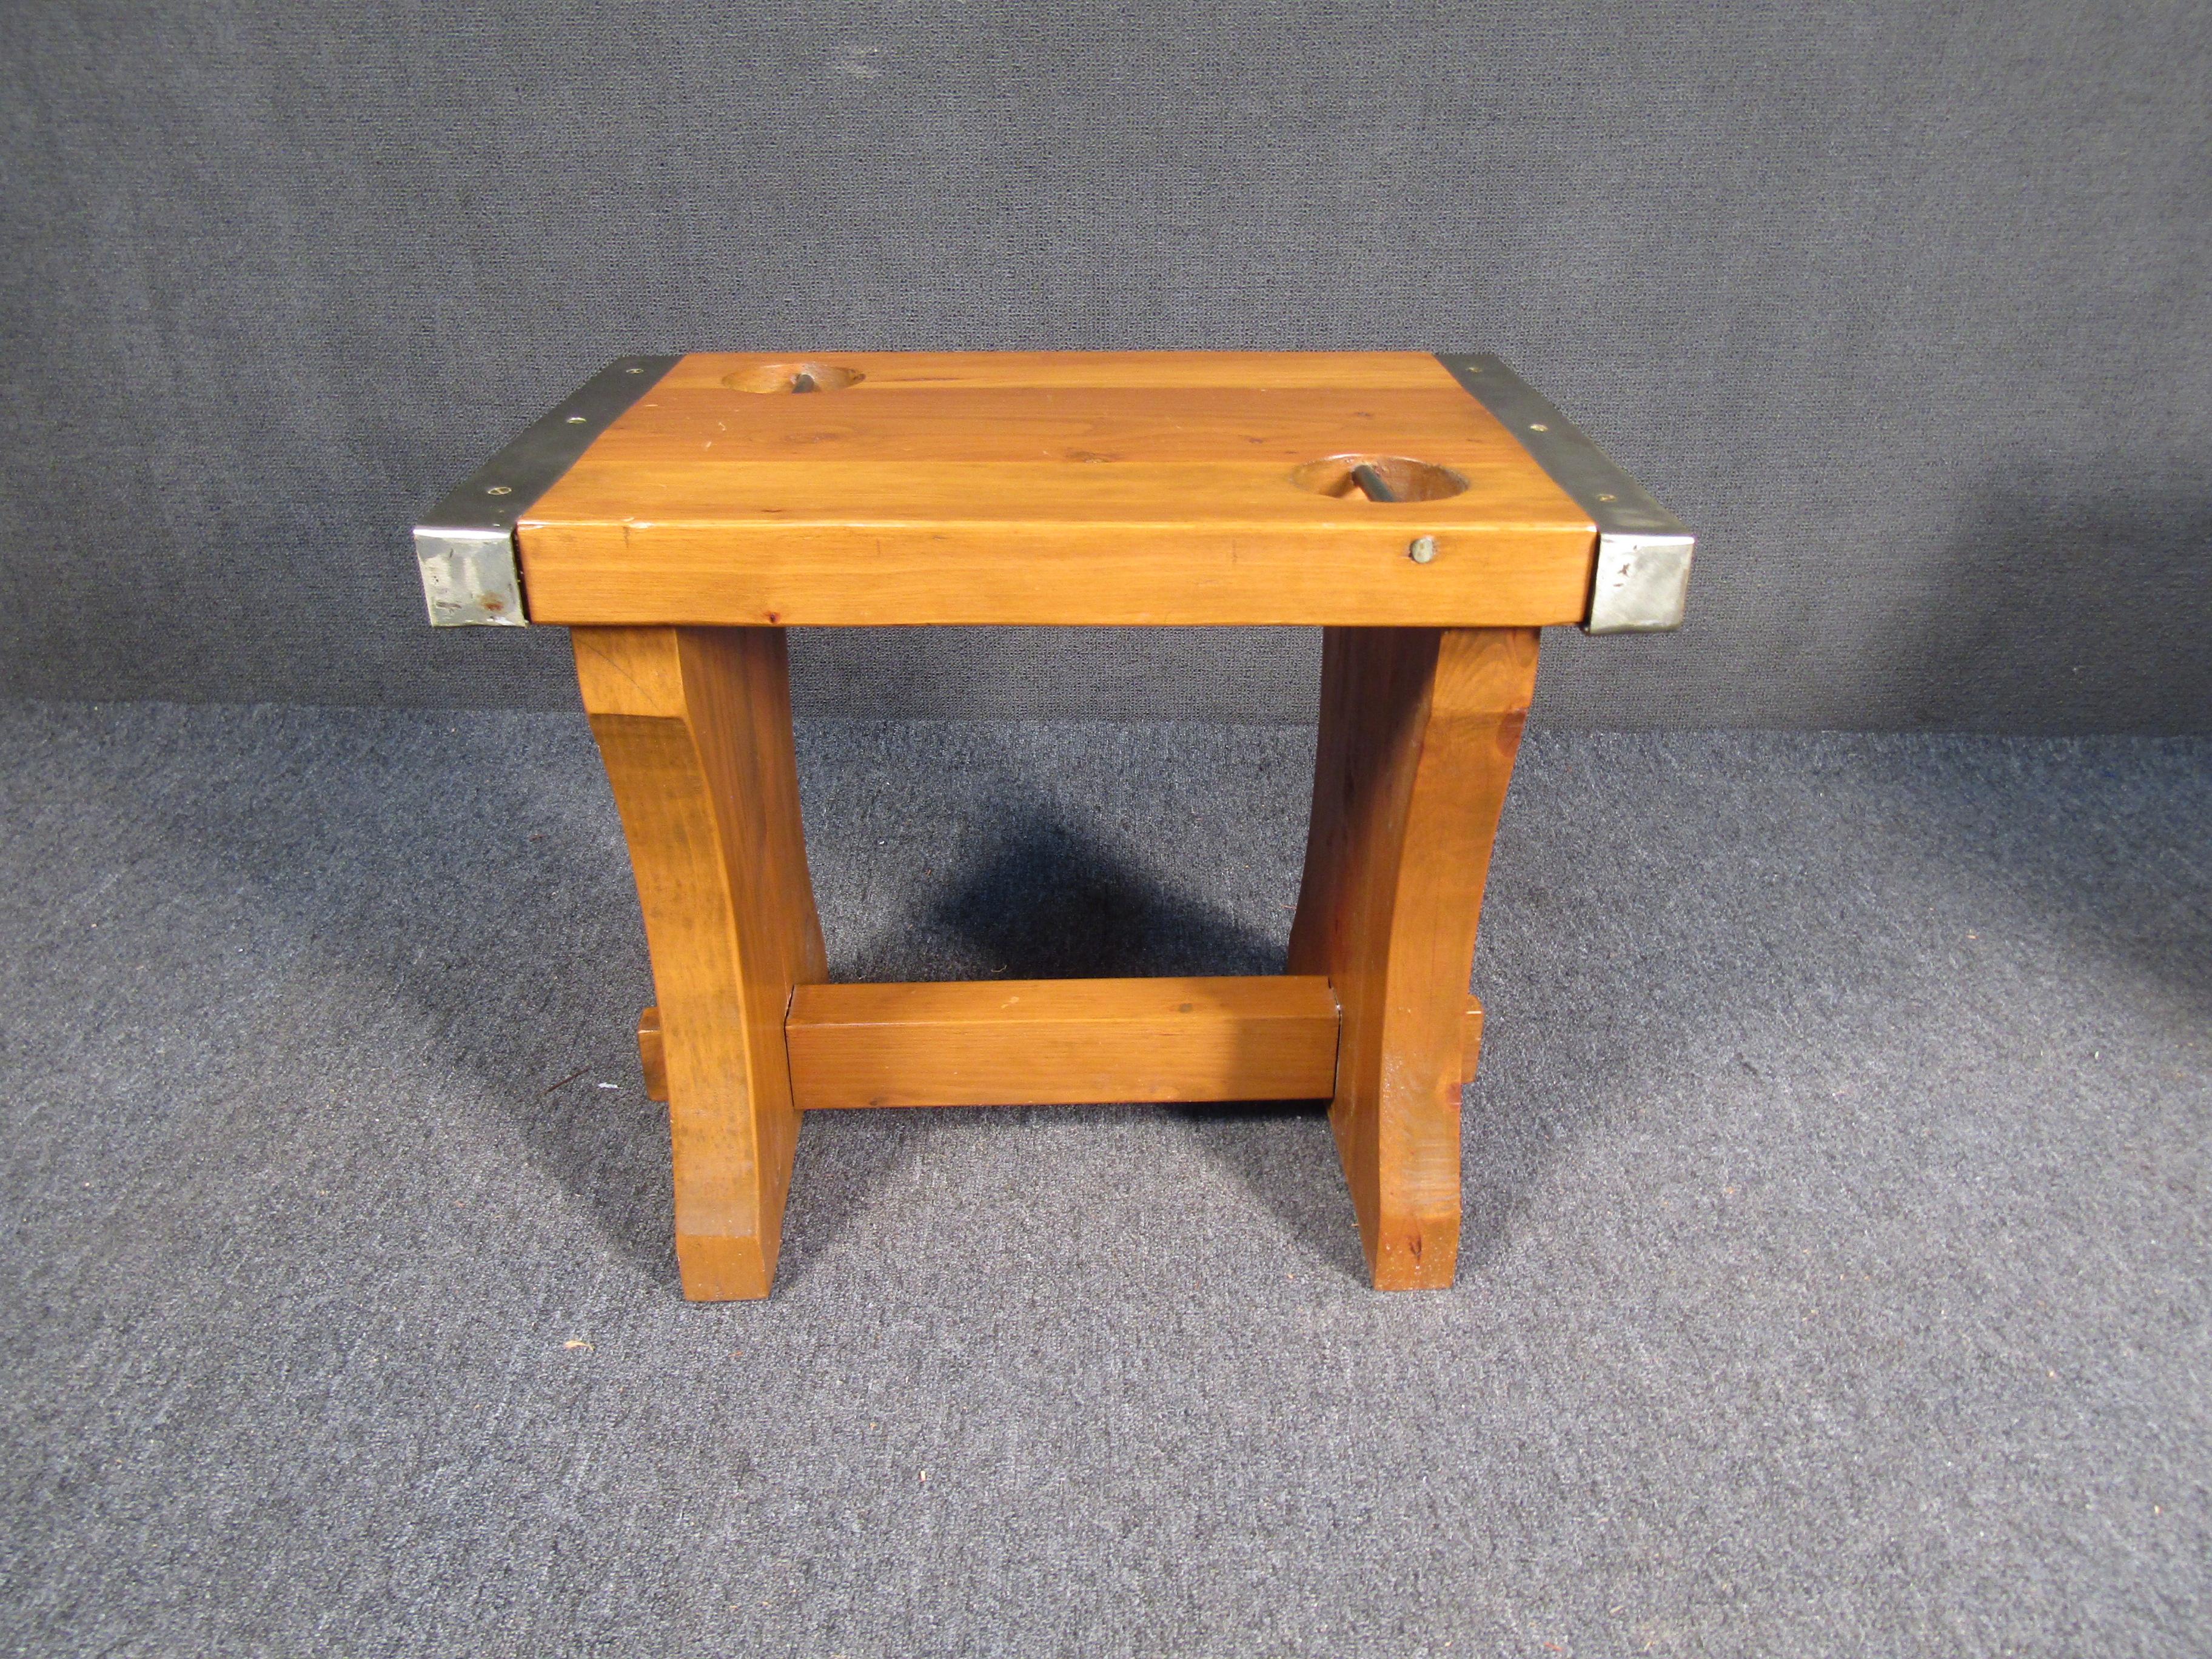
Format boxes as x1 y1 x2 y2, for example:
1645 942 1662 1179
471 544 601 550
415 352 1692 1299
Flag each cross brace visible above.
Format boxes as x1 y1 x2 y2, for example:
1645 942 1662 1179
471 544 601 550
635 979 1485 1110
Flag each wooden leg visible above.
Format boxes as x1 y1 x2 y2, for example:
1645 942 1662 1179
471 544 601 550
1289 626 1539 1290
574 626 826 1300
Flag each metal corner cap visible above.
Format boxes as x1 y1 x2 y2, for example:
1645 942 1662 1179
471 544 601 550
1433 352 1695 634
1586 531 1694 634
408 354 680 629
414 524 527 626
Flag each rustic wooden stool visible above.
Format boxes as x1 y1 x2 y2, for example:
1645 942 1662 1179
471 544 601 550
415 352 1691 1299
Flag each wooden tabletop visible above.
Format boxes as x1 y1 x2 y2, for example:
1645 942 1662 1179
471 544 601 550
517 352 1597 628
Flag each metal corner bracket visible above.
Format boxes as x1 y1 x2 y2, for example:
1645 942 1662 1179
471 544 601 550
411 354 680 626
1435 354 1694 635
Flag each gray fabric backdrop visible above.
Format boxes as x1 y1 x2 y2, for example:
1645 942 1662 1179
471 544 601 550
2 1 2207 729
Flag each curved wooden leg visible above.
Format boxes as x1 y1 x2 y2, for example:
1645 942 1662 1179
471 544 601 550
1289 626 1539 1290
574 626 826 1300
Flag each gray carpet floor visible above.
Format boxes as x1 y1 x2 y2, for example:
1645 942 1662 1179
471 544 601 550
1 703 2207 1658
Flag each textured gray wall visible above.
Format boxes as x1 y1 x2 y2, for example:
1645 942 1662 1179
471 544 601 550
2 2 2207 729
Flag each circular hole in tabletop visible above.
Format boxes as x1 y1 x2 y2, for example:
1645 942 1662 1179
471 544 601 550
722 361 866 394
1290 454 1468 502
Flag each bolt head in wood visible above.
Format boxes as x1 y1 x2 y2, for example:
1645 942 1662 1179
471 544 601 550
1408 535 1438 565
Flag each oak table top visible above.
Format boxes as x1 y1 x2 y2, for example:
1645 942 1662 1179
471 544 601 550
415 350 1693 635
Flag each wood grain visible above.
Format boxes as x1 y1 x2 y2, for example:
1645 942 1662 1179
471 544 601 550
516 352 1595 627
575 626 825 1301
646 989 1478 1105
784 976 1342 1109
1288 627 1539 1290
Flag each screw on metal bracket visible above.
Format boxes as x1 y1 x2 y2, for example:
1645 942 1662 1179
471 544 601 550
1407 536 1438 565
